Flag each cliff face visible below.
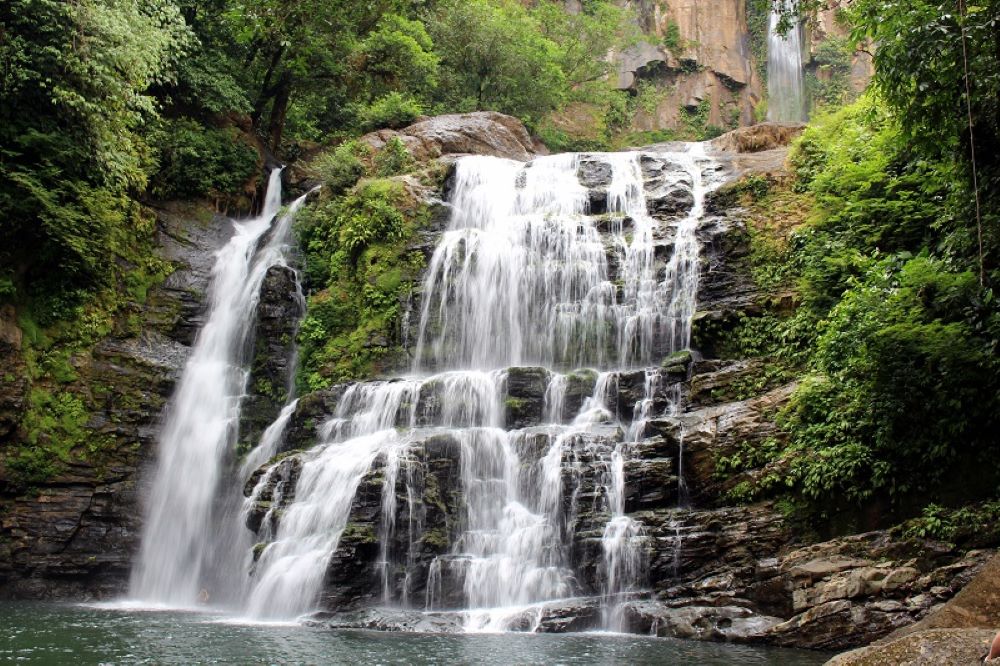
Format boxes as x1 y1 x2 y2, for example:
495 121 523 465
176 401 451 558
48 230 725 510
242 120 989 651
812 1 874 97
1 115 973 655
569 0 873 136
614 0 762 129
0 204 235 599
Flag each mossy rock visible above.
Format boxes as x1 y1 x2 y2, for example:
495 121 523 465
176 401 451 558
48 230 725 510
341 522 378 545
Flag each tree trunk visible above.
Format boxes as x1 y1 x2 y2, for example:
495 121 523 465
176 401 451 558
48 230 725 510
267 73 293 151
252 45 285 127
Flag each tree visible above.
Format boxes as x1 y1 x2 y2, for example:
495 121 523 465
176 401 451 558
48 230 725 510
849 0 1000 279
428 0 566 125
353 14 438 103
224 0 418 148
849 0 1000 163
532 0 639 93
0 0 191 288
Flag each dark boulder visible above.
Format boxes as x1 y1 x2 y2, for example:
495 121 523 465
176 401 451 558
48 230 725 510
240 264 304 454
505 367 550 428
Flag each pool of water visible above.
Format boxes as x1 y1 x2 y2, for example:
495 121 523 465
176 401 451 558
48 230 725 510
0 603 831 665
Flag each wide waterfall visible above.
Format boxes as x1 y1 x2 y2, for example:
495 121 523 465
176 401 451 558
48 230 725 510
232 145 721 629
130 170 311 606
134 144 720 631
766 0 807 122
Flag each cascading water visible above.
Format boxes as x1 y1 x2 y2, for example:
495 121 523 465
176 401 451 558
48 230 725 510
766 0 807 122
163 144 720 629
130 169 311 606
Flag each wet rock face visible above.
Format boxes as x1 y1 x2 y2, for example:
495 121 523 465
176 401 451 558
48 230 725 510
246 419 651 612
246 431 467 612
504 367 549 429
577 158 614 214
648 382 797 504
623 437 677 512
239 264 303 453
574 153 699 221
268 383 348 458
150 204 238 346
641 155 695 220
691 217 760 359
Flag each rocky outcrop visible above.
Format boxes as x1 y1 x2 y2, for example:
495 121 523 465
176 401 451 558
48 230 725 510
148 202 238 346
235 143 994 654
762 542 990 650
649 382 796 504
623 505 992 650
0 129 979 666
711 122 807 154
0 203 236 599
504 367 550 429
890 554 1000 637
813 1 875 99
827 628 996 666
691 215 760 358
612 0 762 130
361 112 537 162
641 155 696 219
239 264 303 453
624 600 784 642
827 554 1000 663
574 0 872 138
306 596 605 634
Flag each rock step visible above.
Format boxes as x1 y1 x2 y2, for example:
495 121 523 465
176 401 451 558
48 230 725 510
276 365 695 454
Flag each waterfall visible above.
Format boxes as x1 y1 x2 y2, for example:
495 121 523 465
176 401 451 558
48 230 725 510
766 0 807 122
158 143 723 628
129 170 311 606
413 151 695 372
240 149 718 625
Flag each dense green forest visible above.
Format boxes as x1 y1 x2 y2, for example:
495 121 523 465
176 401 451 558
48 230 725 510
1 0 999 535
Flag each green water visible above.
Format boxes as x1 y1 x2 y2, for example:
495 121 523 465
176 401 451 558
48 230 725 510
0 603 830 665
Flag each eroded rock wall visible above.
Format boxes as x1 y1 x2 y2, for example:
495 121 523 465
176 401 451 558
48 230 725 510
584 0 872 135
603 0 761 131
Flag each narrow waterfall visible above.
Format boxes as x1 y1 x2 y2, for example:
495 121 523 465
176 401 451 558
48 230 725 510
230 145 721 630
766 0 807 122
130 170 311 606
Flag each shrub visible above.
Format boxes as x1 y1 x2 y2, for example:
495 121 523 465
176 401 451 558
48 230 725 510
295 179 426 390
373 137 415 177
149 118 259 200
360 92 424 132
308 140 370 194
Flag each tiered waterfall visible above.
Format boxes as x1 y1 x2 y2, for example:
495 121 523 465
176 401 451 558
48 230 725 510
134 145 722 631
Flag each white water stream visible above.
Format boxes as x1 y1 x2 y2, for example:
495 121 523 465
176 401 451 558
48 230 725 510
130 170 311 606
767 0 807 122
